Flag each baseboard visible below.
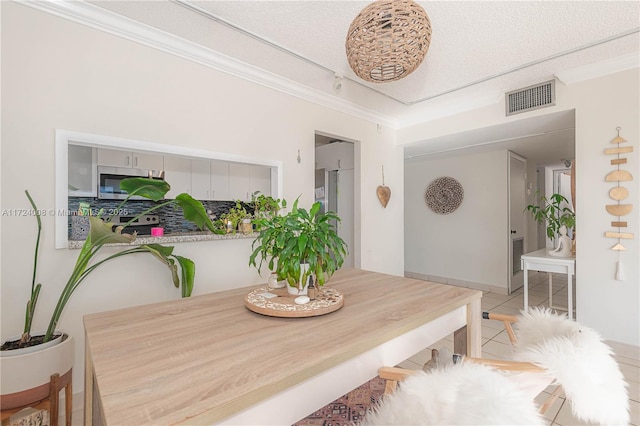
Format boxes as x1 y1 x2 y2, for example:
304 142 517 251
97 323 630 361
404 271 507 295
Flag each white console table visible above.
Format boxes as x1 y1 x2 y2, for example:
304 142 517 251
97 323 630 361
521 249 576 320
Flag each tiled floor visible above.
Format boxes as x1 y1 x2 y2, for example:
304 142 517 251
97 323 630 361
397 271 640 426
60 271 639 425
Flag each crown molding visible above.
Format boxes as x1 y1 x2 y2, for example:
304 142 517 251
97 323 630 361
555 52 640 85
19 0 399 129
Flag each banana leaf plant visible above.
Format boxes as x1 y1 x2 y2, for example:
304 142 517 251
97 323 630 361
15 178 217 347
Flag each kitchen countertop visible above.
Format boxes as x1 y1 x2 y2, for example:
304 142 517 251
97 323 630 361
67 231 257 249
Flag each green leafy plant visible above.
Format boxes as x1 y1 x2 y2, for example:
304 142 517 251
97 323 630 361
251 191 283 220
219 200 252 233
249 197 347 291
11 178 215 348
525 192 575 240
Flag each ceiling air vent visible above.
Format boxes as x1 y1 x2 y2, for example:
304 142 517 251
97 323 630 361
506 80 555 116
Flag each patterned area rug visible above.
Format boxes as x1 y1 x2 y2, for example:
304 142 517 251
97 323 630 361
292 377 386 426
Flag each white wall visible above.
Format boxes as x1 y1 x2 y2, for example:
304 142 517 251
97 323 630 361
0 2 404 393
399 69 640 346
405 150 509 293
569 70 639 346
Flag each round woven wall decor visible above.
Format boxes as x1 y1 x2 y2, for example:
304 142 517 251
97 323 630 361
424 177 464 215
345 0 432 83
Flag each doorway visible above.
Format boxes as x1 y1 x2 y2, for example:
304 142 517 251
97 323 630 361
314 134 355 268
508 151 526 293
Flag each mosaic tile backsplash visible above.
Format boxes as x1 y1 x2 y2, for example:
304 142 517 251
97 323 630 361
68 197 254 240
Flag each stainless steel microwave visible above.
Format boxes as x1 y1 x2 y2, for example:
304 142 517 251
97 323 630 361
98 166 165 200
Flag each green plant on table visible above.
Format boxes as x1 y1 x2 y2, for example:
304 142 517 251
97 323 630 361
11 178 215 348
525 192 575 240
249 197 347 291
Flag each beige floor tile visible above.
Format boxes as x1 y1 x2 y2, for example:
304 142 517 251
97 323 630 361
488 305 522 316
620 362 640 384
482 317 507 330
498 297 528 309
482 325 503 340
529 284 552 295
481 340 513 358
491 329 516 345
630 399 639 426
553 399 592 426
617 353 640 368
628 380 640 403
482 293 514 303
481 299 502 311
536 390 565 423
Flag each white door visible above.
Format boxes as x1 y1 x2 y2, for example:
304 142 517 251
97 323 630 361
508 152 526 293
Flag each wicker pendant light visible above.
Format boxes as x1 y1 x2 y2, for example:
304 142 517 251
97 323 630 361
345 0 432 83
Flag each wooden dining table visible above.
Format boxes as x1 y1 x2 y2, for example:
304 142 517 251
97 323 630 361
83 268 482 425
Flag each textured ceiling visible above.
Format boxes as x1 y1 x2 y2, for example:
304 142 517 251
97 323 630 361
91 1 639 111
87 1 638 162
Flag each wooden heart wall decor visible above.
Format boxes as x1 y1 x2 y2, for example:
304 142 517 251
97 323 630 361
377 166 391 208
377 185 391 208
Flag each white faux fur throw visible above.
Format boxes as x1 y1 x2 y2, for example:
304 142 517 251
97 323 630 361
514 307 630 425
361 362 544 425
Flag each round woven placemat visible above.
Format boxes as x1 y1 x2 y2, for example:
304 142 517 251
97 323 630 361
245 287 344 318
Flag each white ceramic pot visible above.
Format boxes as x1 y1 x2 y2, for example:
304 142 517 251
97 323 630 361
287 281 309 295
0 331 63 357
0 333 74 397
286 263 311 295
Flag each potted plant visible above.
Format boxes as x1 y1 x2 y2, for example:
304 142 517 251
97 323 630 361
251 191 283 221
1 178 215 412
525 192 575 245
219 200 252 234
249 198 347 294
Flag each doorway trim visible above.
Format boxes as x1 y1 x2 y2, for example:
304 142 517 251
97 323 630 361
508 151 527 294
314 131 361 269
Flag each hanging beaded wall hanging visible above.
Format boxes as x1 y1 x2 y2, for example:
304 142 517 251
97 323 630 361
604 127 634 280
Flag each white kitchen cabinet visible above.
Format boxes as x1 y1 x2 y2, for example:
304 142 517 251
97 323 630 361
164 156 192 199
97 148 164 171
251 165 272 198
191 159 211 200
229 163 252 201
68 144 96 197
229 164 271 201
210 160 230 201
315 141 354 171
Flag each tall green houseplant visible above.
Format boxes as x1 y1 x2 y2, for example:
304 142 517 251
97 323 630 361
12 177 215 348
249 198 347 291
525 192 575 240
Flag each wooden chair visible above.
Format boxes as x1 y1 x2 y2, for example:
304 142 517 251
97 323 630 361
376 308 629 425
0 369 72 426
379 312 560 414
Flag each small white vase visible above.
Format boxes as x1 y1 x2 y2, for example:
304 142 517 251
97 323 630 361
267 272 285 289
286 263 311 295
287 281 309 295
